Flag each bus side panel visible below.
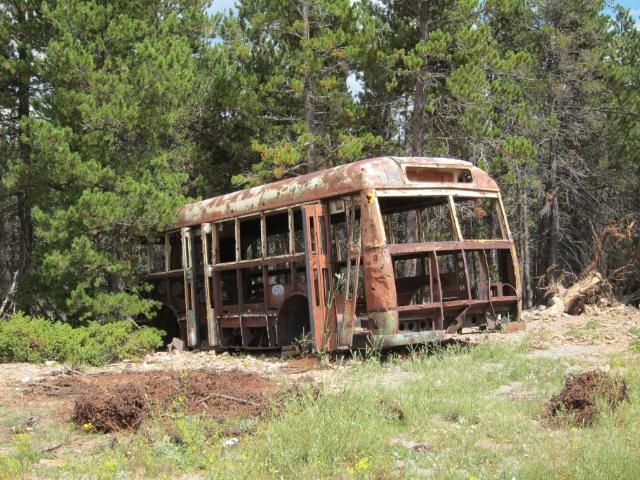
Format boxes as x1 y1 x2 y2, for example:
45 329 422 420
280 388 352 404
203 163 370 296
360 190 398 335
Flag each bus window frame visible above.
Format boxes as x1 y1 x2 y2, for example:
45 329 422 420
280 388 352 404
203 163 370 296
374 190 509 245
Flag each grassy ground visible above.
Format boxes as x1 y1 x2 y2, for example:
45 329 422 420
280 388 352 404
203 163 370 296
1 341 639 479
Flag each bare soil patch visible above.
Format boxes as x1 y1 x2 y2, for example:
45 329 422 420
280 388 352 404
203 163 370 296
544 370 628 426
456 304 640 364
29 369 278 432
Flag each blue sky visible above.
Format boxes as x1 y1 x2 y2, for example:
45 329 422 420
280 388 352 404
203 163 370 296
208 0 235 14
616 0 640 19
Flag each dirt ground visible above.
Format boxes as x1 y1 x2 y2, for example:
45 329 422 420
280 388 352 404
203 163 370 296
457 303 640 364
0 303 638 456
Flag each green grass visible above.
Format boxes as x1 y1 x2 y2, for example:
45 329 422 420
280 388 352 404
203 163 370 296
1 343 639 479
565 320 603 343
631 327 640 353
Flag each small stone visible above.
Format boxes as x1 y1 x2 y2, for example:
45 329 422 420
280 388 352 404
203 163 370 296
167 337 184 352
223 437 239 448
391 438 433 453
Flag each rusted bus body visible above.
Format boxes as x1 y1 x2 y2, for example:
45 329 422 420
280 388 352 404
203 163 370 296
144 157 521 351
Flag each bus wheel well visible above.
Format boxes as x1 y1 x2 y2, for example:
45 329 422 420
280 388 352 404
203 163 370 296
277 295 311 347
150 305 183 345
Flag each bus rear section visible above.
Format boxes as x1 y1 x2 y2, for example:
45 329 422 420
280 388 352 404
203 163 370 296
354 191 520 349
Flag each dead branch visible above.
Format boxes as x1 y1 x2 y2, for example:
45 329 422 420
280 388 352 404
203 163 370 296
42 442 68 453
536 264 574 300
584 220 634 275
197 392 259 407
0 270 18 318
608 256 640 285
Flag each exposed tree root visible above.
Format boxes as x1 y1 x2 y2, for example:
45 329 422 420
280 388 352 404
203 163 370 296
539 218 638 315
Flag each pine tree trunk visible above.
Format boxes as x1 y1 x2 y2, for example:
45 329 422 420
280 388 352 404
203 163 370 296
301 0 317 172
548 145 560 269
399 0 430 279
520 188 533 309
409 0 429 157
16 3 33 289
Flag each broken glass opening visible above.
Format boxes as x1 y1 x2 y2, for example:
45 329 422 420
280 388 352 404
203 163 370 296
379 196 454 243
392 255 432 306
454 197 503 240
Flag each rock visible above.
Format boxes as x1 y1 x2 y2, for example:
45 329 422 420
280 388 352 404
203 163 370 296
391 438 433 453
167 337 184 352
546 295 565 316
223 437 239 448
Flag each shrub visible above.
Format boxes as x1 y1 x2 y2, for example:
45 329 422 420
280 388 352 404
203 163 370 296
0 312 164 366
0 312 75 363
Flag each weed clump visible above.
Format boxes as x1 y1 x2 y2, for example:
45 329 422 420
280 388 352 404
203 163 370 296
74 384 147 432
377 398 405 422
544 370 628 426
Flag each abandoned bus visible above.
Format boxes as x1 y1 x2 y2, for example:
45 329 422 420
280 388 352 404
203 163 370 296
144 157 521 351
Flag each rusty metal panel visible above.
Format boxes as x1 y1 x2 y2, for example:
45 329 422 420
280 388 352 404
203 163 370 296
387 241 513 255
338 199 362 348
181 227 199 347
303 203 336 351
360 190 398 335
201 223 220 347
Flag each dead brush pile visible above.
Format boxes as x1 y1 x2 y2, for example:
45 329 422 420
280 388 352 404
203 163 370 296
74 384 147 432
544 370 628 426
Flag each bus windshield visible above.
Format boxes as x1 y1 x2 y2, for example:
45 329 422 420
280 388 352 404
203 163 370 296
379 195 504 243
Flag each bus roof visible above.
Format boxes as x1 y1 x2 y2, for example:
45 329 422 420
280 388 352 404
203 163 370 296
177 156 499 227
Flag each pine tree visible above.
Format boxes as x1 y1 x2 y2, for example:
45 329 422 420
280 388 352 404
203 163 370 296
607 6 640 206
0 0 53 309
360 0 521 158
187 9 268 197
4 0 210 322
227 0 381 186
527 0 616 275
